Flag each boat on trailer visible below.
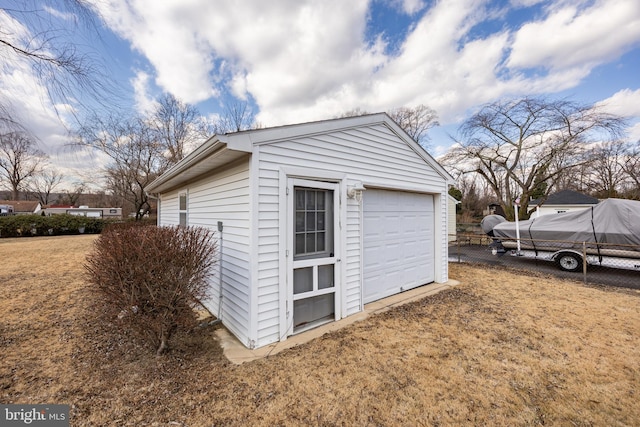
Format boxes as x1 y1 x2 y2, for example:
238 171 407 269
480 198 640 272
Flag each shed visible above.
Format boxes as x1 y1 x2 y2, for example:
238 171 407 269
147 113 455 349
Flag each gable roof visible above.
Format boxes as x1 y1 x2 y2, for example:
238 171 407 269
0 200 40 213
531 190 599 206
147 113 454 194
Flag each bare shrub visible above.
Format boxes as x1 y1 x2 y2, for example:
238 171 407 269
85 225 217 355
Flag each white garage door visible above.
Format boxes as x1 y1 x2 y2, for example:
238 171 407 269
363 189 435 304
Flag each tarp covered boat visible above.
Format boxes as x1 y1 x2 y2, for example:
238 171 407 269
482 198 640 248
480 198 640 273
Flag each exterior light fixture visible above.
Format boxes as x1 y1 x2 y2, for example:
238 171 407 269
347 182 366 202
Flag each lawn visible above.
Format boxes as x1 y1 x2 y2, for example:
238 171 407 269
1 235 639 426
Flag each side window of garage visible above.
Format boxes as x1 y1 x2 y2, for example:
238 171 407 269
179 192 188 226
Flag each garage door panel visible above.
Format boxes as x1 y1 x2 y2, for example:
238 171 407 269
363 189 435 304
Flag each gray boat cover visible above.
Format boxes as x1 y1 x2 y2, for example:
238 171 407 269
480 214 506 235
488 198 640 247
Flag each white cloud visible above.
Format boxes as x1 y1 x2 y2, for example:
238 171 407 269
131 70 156 114
255 0 501 125
509 0 546 7
93 0 218 103
3 0 639 178
387 0 426 15
596 88 640 141
0 13 68 142
627 123 640 141
596 88 640 118
89 0 640 131
0 9 95 185
507 0 640 71
401 0 426 14
0 8 30 43
43 6 76 21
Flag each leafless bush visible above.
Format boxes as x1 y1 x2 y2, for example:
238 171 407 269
85 225 217 355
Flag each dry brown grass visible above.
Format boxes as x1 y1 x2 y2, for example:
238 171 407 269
1 235 639 426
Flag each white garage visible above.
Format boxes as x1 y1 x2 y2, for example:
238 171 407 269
363 189 435 304
147 113 454 349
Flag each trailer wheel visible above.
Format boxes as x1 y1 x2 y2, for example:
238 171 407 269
555 253 582 272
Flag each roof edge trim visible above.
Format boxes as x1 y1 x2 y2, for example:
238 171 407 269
147 136 226 193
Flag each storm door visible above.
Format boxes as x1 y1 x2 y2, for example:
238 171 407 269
288 179 340 333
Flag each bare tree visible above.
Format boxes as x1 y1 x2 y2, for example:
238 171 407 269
213 100 260 134
456 175 493 221
28 168 64 205
60 181 86 206
150 94 209 165
387 105 439 148
335 107 369 118
584 140 629 198
1 1 115 126
0 130 47 199
549 153 591 194
621 140 640 199
76 114 165 219
443 97 626 220
337 105 439 148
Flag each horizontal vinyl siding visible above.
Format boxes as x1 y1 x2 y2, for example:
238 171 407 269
260 126 444 191
438 192 449 282
255 123 447 346
345 196 362 316
161 159 252 346
158 190 180 227
255 166 281 346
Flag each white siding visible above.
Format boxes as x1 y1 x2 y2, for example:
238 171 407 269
159 190 180 226
448 196 458 242
345 195 362 316
254 163 283 346
158 158 252 347
536 205 594 216
255 123 449 347
436 192 448 283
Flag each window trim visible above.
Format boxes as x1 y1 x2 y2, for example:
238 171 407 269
293 187 334 261
179 191 188 226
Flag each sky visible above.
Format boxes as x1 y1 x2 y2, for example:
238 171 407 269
1 0 640 189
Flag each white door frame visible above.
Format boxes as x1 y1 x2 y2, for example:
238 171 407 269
281 176 343 339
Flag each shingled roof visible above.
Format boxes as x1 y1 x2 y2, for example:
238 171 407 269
531 190 599 206
0 200 40 213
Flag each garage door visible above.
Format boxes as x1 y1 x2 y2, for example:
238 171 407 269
363 189 435 304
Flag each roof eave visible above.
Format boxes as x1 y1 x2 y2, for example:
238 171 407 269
147 135 227 194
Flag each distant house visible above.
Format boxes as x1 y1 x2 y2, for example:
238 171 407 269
0 204 13 215
0 200 41 215
530 190 599 216
42 205 123 219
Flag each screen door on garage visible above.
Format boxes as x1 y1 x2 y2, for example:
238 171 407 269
288 178 340 333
